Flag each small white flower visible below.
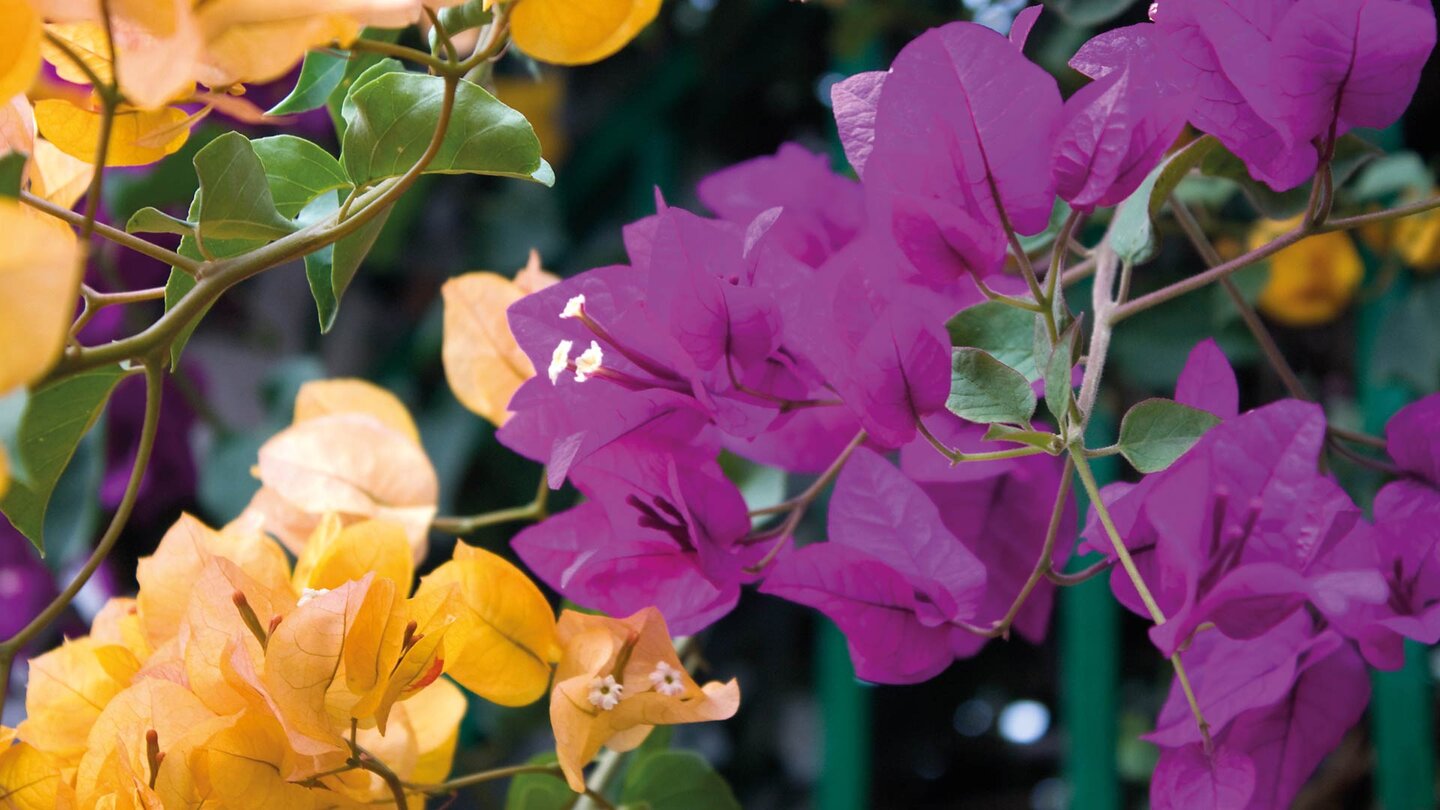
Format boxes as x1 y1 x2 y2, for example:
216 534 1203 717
588 675 623 710
548 339 574 385
297 587 330 607
648 661 685 697
560 294 586 320
574 341 604 382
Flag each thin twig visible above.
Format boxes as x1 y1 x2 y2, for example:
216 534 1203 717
20 191 201 274
1071 449 1212 752
405 764 564 794
1045 558 1112 586
916 419 1051 464
432 471 550 535
743 431 866 573
957 459 1075 640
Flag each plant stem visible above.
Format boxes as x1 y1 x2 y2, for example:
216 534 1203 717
916 419 1051 463
1170 198 1313 400
1171 198 1392 452
405 763 564 793
1045 558 1112 586
432 471 550 534
1075 242 1119 425
960 459 1075 640
1322 195 1440 231
743 431 866 573
1112 195 1440 323
352 748 409 808
19 192 201 274
0 358 162 701
350 37 451 73
1070 448 1212 751
573 747 624 810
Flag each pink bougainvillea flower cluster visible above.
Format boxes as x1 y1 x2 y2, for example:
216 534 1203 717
488 4 1437 699
1081 341 1440 807
436 4 1440 803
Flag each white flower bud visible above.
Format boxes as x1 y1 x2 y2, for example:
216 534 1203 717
549 339 574 385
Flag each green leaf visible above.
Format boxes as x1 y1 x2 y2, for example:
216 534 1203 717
1199 133 1380 220
947 348 1037 425
331 204 393 316
620 751 740 810
1117 397 1221 473
1 366 128 553
297 192 342 331
338 57 407 137
1044 318 1080 429
125 206 194 237
1112 135 1219 265
327 30 403 137
1349 152 1432 204
435 0 492 43
249 135 351 218
1043 0 1137 26
193 132 297 242
946 301 1041 379
983 423 1062 453
504 753 569 810
0 151 26 198
268 49 348 115
341 73 549 187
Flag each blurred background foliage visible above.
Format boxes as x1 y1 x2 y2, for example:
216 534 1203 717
5 0 1440 807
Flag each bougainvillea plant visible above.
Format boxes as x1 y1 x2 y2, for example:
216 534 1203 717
2 0 1439 807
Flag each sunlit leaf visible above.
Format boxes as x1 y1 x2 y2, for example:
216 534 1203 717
249 134 351 218
341 72 551 187
193 131 297 242
268 49 348 115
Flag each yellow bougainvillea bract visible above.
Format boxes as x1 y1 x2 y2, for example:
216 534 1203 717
0 199 81 394
241 378 439 563
442 249 559 427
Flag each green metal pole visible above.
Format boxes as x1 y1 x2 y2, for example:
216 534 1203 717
1360 268 1436 810
817 622 871 810
1060 413 1122 809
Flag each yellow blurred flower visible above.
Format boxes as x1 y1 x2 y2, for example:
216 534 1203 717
1249 218 1364 327
506 0 663 65
1394 199 1440 272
